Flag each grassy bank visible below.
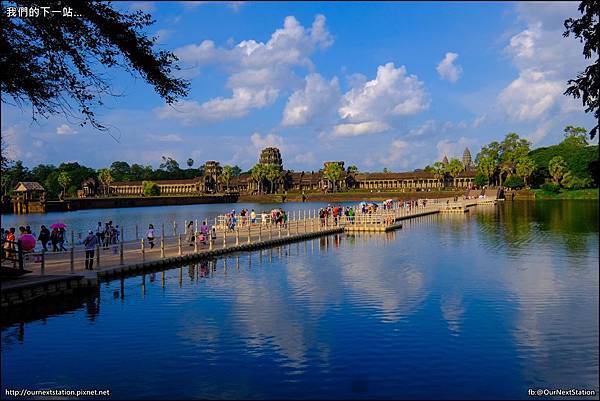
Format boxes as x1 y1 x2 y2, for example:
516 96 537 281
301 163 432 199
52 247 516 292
532 188 599 200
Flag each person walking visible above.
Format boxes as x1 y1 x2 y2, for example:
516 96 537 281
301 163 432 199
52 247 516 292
58 227 68 251
83 230 98 270
187 221 195 246
4 228 16 258
250 209 256 225
96 222 104 247
200 221 209 245
147 224 156 249
50 228 60 252
38 225 50 251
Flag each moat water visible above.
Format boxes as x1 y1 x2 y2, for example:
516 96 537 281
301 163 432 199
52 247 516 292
1 201 598 399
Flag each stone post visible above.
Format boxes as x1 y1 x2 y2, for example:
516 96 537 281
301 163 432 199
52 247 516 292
160 228 165 258
41 249 45 275
120 226 124 265
70 231 74 273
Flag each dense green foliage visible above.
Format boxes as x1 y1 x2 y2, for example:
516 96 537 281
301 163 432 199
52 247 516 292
528 142 597 186
142 181 160 196
1 157 241 199
504 175 524 189
474 173 488 187
475 127 598 191
540 182 561 193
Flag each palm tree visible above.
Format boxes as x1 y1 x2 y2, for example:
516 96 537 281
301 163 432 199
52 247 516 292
323 163 345 192
515 157 535 187
431 161 446 185
446 159 463 187
548 156 568 185
250 163 266 194
57 171 71 199
220 165 234 191
98 168 113 196
265 164 281 194
347 165 359 176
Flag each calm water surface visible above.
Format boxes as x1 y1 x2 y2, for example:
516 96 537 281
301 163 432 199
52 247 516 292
1 201 598 399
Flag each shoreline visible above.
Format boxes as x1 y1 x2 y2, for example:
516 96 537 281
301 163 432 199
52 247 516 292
238 190 467 203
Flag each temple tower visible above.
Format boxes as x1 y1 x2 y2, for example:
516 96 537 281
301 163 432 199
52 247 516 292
462 148 472 168
259 147 283 171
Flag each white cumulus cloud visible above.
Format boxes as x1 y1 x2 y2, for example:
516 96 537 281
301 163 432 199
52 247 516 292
498 69 563 121
282 73 340 126
497 2 589 141
332 62 429 137
332 121 390 137
159 15 333 123
436 52 462 83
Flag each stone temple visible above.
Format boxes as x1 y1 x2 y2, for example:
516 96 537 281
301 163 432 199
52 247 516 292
259 147 283 171
462 148 472 168
86 147 476 197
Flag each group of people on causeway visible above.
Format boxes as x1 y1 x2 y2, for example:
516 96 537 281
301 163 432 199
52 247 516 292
1 199 439 270
1 225 68 256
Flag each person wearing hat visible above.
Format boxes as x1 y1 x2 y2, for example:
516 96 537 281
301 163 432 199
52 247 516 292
83 230 99 270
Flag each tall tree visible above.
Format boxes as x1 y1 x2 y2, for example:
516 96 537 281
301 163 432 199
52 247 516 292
563 0 599 139
264 163 281 194
160 156 180 174
431 161 446 182
98 168 113 195
446 158 464 187
323 163 345 192
231 165 242 177
1 1 189 130
250 163 266 194
477 156 496 186
110 161 131 181
563 125 589 147
220 165 234 191
548 156 568 185
57 171 72 198
500 133 530 164
1 160 30 196
347 165 359 175
515 157 536 187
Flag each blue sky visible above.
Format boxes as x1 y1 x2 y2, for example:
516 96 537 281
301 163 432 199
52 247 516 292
2 1 596 172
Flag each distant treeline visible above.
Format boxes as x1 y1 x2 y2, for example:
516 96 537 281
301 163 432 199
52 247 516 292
0 157 242 200
1 127 597 200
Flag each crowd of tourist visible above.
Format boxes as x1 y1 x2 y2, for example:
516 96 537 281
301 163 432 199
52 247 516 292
223 208 289 231
1 225 70 255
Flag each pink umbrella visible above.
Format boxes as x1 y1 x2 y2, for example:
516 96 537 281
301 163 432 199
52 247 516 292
19 234 36 252
50 223 67 229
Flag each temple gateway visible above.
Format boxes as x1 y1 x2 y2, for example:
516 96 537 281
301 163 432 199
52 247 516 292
81 147 476 197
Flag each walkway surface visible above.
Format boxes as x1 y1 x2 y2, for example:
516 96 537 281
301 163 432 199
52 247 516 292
8 196 490 281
